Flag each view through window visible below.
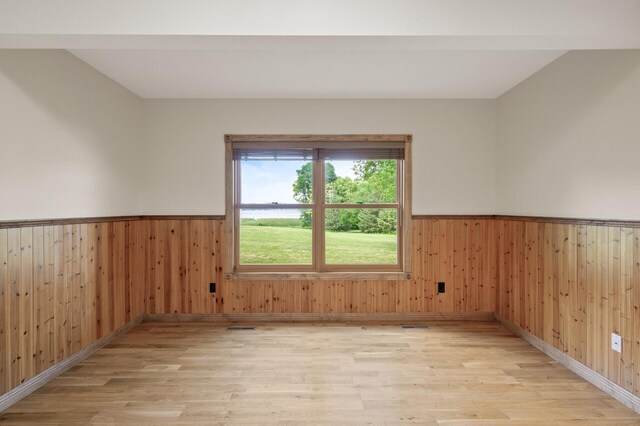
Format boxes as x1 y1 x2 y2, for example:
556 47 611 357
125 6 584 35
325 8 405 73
227 136 410 274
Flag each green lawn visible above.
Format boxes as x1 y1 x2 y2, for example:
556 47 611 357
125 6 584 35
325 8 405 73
239 220 397 264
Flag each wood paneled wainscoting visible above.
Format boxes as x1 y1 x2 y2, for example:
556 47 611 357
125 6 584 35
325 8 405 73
0 217 496 398
141 218 497 315
2 215 640 408
495 218 640 399
0 221 146 396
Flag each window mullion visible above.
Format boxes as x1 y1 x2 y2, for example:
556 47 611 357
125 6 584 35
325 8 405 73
397 159 403 268
238 204 309 209
323 203 399 209
234 159 242 271
314 159 325 272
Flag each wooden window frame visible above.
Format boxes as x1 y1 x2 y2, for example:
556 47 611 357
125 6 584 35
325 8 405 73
225 134 412 280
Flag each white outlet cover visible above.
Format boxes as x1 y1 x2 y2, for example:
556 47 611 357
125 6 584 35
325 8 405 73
612 333 622 353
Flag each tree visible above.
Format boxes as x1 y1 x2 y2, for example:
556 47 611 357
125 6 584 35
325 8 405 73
293 160 397 233
293 162 337 227
325 176 357 204
293 162 337 203
292 162 313 204
325 162 338 185
353 160 396 203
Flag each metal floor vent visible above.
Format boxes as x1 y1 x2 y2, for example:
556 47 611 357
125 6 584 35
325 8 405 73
226 326 257 331
401 325 431 329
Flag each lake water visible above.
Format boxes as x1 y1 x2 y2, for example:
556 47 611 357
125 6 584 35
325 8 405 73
240 209 304 219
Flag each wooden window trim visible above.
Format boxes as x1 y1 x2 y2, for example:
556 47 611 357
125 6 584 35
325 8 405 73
225 134 412 280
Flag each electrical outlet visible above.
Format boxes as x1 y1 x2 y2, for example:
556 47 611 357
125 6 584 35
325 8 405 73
437 282 445 294
209 282 216 293
611 333 622 353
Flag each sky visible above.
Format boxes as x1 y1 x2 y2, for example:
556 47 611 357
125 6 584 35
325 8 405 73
240 160 356 218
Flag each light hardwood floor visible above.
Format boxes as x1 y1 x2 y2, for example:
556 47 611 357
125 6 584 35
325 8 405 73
1 321 638 425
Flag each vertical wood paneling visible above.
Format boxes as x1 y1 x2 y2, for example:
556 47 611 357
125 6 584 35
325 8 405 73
0 229 8 395
0 221 143 397
113 223 126 330
596 226 609 377
609 227 621 385
621 227 634 391
52 226 64 363
96 223 108 338
3 215 638 401
145 220 154 314
31 227 44 375
633 228 640 396
585 225 598 370
8 228 20 389
18 228 33 385
496 220 505 319
79 224 91 348
168 220 180 314
85 224 97 346
424 220 437 312
62 225 72 358
0 215 493 397
153 220 165 314
70 225 81 354
523 222 538 334
124 222 132 323
106 223 115 336
497 220 640 399
452 221 465 313
576 225 588 364
141 218 496 318
551 225 561 350
542 223 554 346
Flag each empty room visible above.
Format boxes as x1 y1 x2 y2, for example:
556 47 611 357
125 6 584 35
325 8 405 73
1 1 640 424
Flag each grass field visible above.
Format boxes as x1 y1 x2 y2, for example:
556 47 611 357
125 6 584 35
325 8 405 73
240 218 397 264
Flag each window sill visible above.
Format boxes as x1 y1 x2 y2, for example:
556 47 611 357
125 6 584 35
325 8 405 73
226 272 411 281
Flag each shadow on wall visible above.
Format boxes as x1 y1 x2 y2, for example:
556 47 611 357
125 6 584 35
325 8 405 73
496 50 640 219
0 50 143 219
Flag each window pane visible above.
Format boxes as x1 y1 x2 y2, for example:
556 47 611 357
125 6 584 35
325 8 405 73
325 160 396 204
240 160 312 204
239 209 312 265
324 208 398 264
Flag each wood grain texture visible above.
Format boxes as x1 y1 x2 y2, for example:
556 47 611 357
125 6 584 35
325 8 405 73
412 215 640 228
3 214 637 406
0 216 224 230
225 134 410 143
496 220 640 398
0 216 498 398
3 214 639 230
144 218 496 316
0 222 145 396
0 315 143 414
2 321 638 425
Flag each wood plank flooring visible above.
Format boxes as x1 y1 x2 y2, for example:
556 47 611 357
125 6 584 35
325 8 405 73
1 322 639 425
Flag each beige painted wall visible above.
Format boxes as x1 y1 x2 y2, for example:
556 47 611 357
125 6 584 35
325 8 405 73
0 50 143 220
497 50 640 220
1 50 498 219
6 48 640 221
140 99 497 215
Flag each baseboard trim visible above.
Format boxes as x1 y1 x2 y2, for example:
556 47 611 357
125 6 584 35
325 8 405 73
144 312 495 323
0 315 144 413
496 315 640 414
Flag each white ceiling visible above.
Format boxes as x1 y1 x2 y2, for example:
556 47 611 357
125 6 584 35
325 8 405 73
4 0 640 99
3 1 640 40
70 48 565 99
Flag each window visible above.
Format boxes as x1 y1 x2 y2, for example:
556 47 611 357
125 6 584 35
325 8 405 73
225 135 412 278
